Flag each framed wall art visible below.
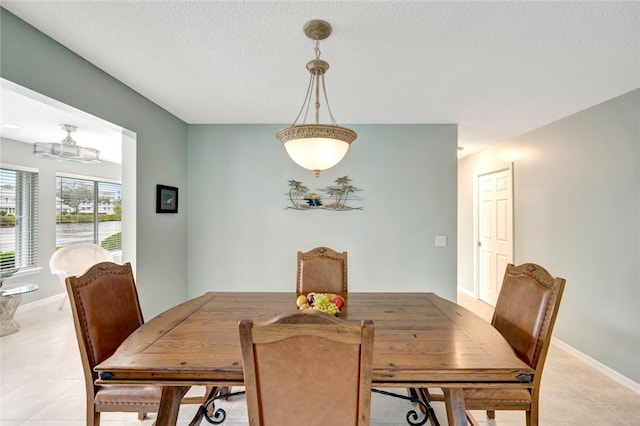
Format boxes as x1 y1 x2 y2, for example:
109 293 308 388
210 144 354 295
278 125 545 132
156 184 178 213
286 175 363 211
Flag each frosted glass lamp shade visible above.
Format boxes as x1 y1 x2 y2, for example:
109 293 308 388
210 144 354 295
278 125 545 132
277 124 356 177
284 137 349 174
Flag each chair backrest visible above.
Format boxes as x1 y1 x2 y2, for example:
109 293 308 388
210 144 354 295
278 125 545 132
66 262 144 395
239 310 374 426
492 263 565 379
49 242 114 282
296 246 347 297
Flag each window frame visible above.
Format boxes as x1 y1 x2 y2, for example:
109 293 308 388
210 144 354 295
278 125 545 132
55 173 122 253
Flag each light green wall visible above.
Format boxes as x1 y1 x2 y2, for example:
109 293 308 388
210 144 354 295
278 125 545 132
187 124 458 300
458 89 640 383
2 8 459 315
1 8 189 316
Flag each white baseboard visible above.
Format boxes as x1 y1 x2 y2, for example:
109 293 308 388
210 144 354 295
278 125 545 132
457 286 475 298
17 293 65 313
458 286 640 395
552 337 640 395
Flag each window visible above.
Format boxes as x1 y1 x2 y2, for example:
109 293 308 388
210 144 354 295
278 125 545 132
0 167 39 272
55 176 121 256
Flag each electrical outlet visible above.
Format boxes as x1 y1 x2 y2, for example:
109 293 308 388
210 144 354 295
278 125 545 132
435 235 447 247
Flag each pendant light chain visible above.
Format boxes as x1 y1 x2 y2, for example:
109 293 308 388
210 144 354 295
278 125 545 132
314 67 321 124
320 73 338 126
314 39 338 125
291 73 315 126
290 38 339 127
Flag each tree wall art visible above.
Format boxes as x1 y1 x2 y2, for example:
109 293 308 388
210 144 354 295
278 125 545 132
286 176 363 211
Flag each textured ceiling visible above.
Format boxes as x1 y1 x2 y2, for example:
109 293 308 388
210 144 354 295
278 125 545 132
1 1 639 158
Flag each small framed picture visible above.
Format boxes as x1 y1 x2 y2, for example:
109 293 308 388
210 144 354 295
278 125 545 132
156 184 178 213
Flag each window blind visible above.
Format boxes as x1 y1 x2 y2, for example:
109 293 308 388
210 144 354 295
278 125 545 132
0 167 39 272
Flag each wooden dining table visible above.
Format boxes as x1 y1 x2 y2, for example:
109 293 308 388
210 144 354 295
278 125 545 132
95 292 534 426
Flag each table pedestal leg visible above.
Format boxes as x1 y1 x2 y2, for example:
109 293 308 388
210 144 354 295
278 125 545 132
156 386 190 426
444 388 468 426
0 295 23 337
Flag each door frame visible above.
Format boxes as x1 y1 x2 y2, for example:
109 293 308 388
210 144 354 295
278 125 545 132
472 162 514 300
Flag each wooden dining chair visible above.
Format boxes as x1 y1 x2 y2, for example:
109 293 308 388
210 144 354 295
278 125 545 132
239 310 374 426
416 262 566 426
296 246 347 297
66 261 215 426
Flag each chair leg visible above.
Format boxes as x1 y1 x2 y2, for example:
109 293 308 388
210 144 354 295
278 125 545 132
466 411 481 426
526 408 537 426
87 403 99 426
91 410 100 426
528 395 539 426
487 410 495 419
58 294 68 310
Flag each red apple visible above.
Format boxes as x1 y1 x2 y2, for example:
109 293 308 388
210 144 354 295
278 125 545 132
331 295 345 310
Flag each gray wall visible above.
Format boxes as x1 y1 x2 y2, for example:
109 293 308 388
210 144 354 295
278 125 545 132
1 9 189 316
458 89 640 383
187 124 458 300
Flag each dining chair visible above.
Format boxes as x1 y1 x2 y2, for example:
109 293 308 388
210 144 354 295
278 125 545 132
50 242 114 310
296 246 347 297
66 261 217 426
239 309 374 426
416 262 566 426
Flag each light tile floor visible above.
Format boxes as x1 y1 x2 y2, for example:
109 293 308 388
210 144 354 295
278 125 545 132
1 293 638 425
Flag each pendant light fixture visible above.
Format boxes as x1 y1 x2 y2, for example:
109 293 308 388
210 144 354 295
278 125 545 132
34 124 100 163
276 20 357 177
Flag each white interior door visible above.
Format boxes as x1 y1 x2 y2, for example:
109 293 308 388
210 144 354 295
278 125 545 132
476 165 513 306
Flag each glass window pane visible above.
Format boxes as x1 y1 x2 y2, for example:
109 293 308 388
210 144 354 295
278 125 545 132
56 176 95 246
55 176 122 261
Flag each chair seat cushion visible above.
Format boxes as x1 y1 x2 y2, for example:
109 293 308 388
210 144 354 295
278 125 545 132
463 387 532 405
95 384 162 405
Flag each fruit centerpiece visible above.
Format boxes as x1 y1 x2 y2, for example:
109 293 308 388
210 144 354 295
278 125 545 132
296 292 345 315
